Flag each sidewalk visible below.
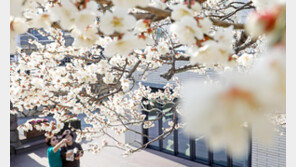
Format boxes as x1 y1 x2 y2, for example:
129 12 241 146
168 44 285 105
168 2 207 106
14 116 208 167
10 141 208 167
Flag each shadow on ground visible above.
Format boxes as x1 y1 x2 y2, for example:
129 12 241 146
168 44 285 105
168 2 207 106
11 147 48 167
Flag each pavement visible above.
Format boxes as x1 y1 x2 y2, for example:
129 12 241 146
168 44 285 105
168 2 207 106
10 142 208 167
13 116 208 167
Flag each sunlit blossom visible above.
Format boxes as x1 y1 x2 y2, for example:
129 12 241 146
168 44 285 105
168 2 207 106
99 8 136 35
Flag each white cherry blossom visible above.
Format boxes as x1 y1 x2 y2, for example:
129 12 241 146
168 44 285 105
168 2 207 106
237 53 255 67
198 17 213 34
191 2 202 13
171 4 194 21
112 0 150 9
49 0 79 30
74 1 98 31
134 19 151 33
189 41 235 67
104 33 142 57
72 26 99 48
29 13 52 30
170 16 204 45
99 8 136 35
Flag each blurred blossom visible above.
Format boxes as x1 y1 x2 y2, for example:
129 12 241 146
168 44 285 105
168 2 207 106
181 48 285 157
237 53 255 67
170 4 194 21
245 4 286 46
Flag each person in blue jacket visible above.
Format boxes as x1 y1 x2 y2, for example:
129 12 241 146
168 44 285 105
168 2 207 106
46 135 67 167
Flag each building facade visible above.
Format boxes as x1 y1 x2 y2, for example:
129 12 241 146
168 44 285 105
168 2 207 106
125 62 286 167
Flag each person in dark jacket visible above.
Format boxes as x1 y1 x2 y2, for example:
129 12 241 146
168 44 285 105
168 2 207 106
60 130 84 167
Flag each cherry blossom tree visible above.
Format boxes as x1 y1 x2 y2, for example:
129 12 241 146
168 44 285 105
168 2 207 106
10 0 285 158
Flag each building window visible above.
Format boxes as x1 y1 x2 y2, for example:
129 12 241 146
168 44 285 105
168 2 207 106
162 108 175 154
147 110 160 148
178 128 190 158
232 154 250 167
195 138 209 163
142 87 251 167
213 150 228 166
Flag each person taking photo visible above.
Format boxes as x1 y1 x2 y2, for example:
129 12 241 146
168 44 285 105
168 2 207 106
46 135 67 167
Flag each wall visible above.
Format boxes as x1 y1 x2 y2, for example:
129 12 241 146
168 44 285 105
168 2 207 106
10 114 21 155
251 127 286 167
